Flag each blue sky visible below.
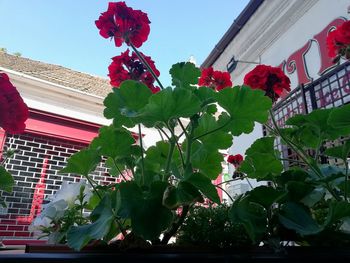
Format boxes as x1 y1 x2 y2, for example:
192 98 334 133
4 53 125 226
0 0 249 86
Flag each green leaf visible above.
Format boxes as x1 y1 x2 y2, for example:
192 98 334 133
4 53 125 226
229 197 267 243
169 62 201 90
0 166 14 193
60 148 101 177
328 103 350 128
286 181 314 202
117 181 173 240
325 201 350 226
67 195 114 251
286 108 350 143
240 137 283 179
104 80 152 127
277 168 309 186
300 187 325 207
324 140 350 161
278 202 323 235
185 172 220 203
193 87 216 107
247 186 286 208
190 141 223 180
193 113 233 151
215 86 272 136
144 141 181 179
90 126 134 159
163 182 203 209
140 87 201 126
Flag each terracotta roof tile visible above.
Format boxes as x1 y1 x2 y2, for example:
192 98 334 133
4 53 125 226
0 52 112 97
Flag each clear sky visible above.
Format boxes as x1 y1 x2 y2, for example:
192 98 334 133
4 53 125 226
0 0 249 86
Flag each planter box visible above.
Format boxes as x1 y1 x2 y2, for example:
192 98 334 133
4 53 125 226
1 246 350 263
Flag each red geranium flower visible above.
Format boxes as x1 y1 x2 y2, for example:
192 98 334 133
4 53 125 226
95 2 151 48
0 73 29 134
108 49 160 93
327 20 350 61
227 154 243 168
244 65 290 102
198 67 232 91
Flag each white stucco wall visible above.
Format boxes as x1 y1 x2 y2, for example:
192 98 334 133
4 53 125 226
210 0 350 197
212 0 350 157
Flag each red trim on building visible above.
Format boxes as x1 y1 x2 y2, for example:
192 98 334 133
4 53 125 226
25 109 101 144
0 129 6 159
25 109 139 143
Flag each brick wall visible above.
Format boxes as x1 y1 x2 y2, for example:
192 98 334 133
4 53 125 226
0 132 119 242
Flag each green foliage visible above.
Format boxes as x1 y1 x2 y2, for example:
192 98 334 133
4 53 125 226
177 204 252 248
67 195 115 250
229 197 267 243
215 86 272 136
170 62 201 90
0 166 14 193
240 137 283 179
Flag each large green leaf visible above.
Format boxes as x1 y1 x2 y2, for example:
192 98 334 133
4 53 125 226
163 182 203 209
215 86 272 136
60 148 101 177
190 141 223 180
144 141 181 178
229 197 267 243
140 87 201 126
185 172 220 203
193 113 233 151
247 186 286 209
193 87 216 107
286 181 314 202
325 201 350 226
278 202 323 235
240 137 283 179
328 103 350 128
169 62 201 90
0 166 14 193
104 80 152 127
324 140 350 161
117 181 173 240
286 108 350 143
67 195 114 250
90 126 134 159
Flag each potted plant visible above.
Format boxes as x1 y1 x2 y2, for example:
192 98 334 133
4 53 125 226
4 2 350 262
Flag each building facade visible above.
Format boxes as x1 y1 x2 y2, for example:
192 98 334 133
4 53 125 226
0 52 119 244
202 0 350 198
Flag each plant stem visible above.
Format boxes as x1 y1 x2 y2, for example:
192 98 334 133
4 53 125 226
85 175 102 200
129 42 165 90
344 158 349 202
161 205 190 244
215 184 233 202
138 124 145 185
112 159 127 181
164 138 176 181
269 110 341 201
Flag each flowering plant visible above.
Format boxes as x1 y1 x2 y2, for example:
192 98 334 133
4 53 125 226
55 1 350 250
0 72 28 207
29 181 92 244
327 20 350 63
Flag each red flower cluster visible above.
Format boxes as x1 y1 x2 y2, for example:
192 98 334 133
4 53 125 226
227 154 243 168
108 49 160 93
198 67 232 91
327 20 350 61
95 2 150 48
243 65 290 102
0 73 29 134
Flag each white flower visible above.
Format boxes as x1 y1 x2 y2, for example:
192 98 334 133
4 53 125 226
50 180 92 206
28 215 52 232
